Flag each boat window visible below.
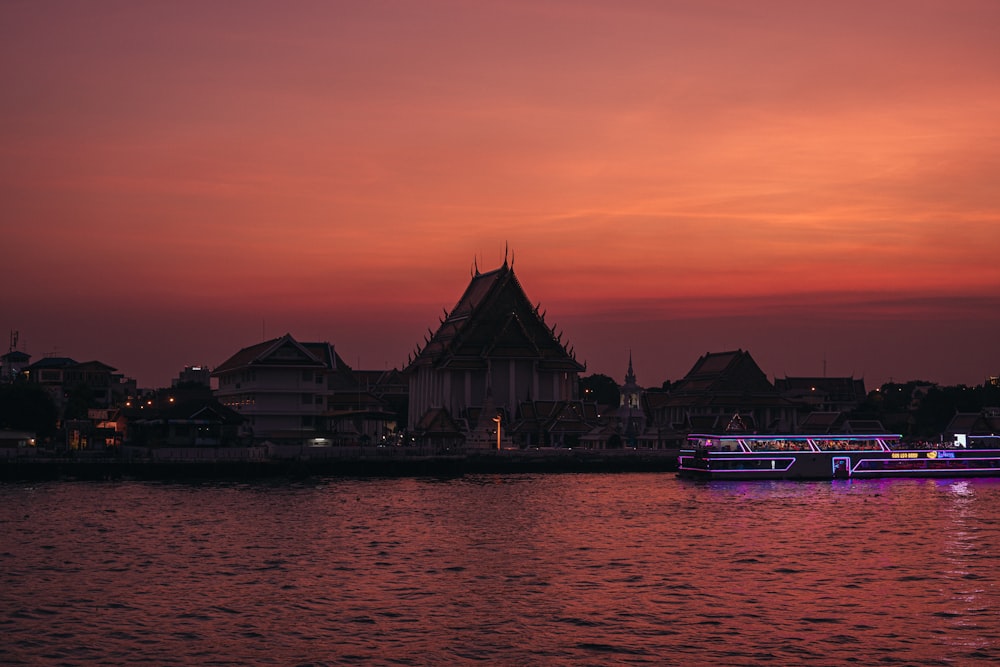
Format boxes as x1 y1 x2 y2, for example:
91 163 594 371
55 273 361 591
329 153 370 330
691 439 742 451
813 439 881 451
745 439 812 452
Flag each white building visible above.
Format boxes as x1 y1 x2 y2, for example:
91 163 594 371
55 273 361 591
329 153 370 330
212 334 348 444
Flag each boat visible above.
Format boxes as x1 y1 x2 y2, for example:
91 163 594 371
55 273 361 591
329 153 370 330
677 433 1000 481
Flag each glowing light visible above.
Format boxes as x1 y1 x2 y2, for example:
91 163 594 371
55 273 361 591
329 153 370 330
492 414 502 450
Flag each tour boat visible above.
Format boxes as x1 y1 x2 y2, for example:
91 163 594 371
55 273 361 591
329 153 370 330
677 433 1000 481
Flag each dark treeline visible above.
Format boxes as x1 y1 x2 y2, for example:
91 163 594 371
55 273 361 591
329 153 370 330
578 374 999 440
852 380 1000 438
0 383 58 439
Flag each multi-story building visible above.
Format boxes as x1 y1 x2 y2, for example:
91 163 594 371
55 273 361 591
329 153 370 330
773 376 868 414
212 334 345 444
0 350 30 383
172 365 212 388
23 357 123 415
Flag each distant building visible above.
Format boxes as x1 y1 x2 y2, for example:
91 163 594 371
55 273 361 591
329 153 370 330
774 376 867 414
213 334 344 444
651 349 798 433
795 411 887 435
345 369 408 445
125 398 247 448
0 350 30 383
212 333 396 445
173 365 211 388
65 360 120 408
613 353 646 446
945 407 1000 443
404 259 585 446
23 357 124 417
510 398 601 448
582 353 650 449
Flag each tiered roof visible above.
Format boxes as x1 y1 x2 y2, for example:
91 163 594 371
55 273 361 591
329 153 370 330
406 261 584 372
665 349 789 410
511 399 601 439
946 409 1000 436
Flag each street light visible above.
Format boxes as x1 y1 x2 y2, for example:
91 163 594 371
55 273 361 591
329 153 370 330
492 414 502 450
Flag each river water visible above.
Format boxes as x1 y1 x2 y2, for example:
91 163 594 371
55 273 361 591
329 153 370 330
2 474 999 666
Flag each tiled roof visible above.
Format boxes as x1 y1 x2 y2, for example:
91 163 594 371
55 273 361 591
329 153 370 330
510 399 601 436
843 419 888 434
26 356 77 369
213 333 342 375
946 410 1000 435
73 360 118 372
660 349 792 408
671 350 775 395
165 400 245 425
799 411 844 433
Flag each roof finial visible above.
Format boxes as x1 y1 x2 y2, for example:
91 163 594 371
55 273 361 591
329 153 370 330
504 241 509 267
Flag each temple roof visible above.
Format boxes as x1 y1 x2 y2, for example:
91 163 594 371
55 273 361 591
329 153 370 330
658 349 795 411
671 350 777 396
406 262 584 372
946 410 1000 435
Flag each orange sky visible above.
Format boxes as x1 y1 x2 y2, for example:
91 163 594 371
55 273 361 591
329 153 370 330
2 0 998 388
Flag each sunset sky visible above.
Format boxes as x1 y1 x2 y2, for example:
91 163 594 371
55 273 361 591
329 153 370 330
2 0 998 389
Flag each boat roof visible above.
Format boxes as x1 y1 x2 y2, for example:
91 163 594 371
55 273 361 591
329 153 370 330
688 433 901 439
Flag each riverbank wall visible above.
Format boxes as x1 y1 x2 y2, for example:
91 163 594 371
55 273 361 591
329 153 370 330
0 449 680 481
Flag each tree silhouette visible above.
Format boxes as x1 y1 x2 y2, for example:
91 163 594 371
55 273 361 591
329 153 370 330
0 384 58 439
580 374 619 408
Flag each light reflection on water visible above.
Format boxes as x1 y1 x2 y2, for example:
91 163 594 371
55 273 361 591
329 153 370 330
2 475 999 665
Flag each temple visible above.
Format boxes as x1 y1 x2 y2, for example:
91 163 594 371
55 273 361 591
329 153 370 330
405 258 585 446
650 349 799 433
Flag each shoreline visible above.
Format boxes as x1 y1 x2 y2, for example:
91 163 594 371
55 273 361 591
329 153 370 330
0 449 680 482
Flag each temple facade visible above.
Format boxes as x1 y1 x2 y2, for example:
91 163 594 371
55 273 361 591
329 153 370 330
405 259 585 444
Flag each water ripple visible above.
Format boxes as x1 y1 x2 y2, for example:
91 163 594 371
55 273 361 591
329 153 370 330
3 476 1000 665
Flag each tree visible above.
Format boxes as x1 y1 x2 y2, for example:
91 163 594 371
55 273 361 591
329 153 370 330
63 383 95 421
580 374 620 408
0 384 58 439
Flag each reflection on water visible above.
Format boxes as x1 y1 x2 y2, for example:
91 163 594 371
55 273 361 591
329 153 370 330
2 475 999 665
